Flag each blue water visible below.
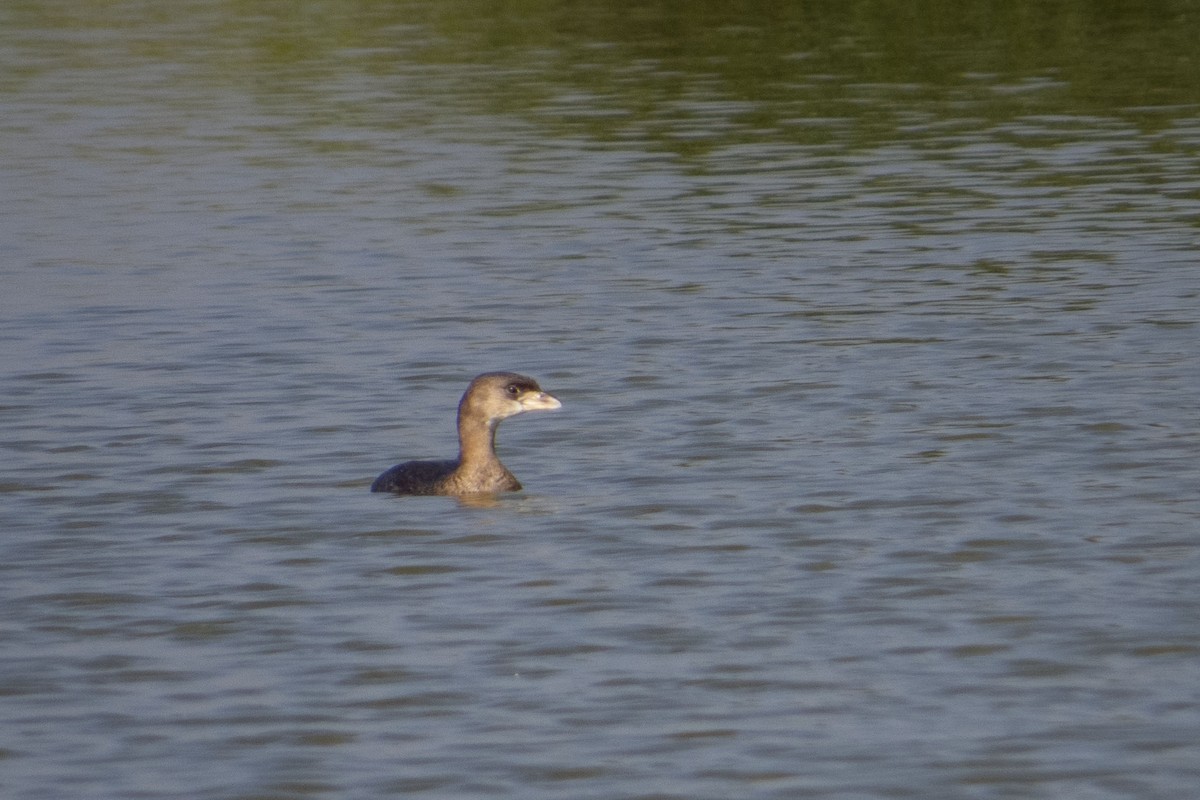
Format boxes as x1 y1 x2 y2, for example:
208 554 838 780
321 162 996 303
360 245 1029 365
3 3 1199 798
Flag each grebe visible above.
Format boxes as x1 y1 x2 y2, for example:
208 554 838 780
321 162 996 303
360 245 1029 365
371 372 561 496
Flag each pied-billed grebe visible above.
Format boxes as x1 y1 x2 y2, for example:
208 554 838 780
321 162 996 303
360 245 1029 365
371 372 561 496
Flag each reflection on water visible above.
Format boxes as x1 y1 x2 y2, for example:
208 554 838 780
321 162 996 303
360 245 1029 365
2 2 1199 799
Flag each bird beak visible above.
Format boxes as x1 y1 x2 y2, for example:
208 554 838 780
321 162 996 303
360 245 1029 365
519 390 562 412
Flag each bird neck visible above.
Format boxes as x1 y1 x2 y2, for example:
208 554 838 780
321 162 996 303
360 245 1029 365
456 410 501 471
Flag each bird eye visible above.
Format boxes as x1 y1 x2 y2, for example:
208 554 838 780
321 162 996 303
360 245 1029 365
505 384 521 396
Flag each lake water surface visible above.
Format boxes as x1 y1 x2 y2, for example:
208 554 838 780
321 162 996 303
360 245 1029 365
3 2 1199 798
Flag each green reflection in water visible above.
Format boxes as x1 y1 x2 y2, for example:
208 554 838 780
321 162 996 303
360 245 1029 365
7 0 1200 152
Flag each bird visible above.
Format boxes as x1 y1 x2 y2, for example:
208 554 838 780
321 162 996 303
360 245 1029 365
371 371 561 495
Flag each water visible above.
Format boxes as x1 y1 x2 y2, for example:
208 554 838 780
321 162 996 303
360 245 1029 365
3 2 1199 798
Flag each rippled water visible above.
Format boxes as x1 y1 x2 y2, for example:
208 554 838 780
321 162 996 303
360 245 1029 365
3 2 1200 798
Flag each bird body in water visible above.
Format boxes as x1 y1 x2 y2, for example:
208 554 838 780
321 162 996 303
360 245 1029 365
371 372 561 496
